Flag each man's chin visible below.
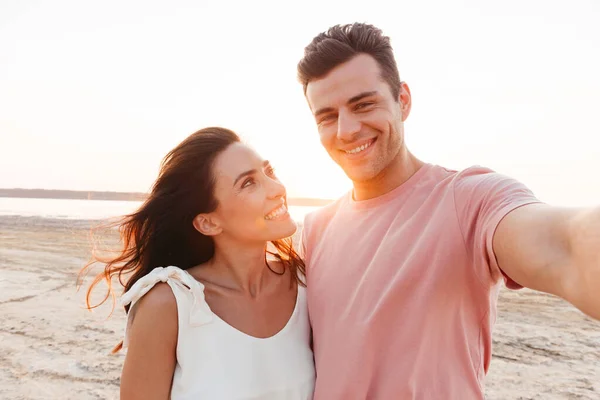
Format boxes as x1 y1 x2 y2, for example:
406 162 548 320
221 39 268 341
343 169 378 185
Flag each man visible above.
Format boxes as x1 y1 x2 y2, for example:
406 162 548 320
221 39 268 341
297 23 599 399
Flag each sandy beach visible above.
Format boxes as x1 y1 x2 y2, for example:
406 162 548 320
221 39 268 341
0 215 598 400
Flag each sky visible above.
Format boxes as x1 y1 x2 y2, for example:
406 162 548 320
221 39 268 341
1 0 599 206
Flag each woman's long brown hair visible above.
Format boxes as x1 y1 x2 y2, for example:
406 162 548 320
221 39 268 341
79 127 305 352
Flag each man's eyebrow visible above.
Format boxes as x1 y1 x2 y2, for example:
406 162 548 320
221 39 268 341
313 91 379 117
348 91 378 104
314 106 335 117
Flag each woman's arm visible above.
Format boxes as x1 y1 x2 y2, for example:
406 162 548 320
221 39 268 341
120 283 178 400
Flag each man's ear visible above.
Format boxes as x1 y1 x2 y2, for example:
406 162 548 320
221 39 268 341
398 81 412 121
192 213 222 236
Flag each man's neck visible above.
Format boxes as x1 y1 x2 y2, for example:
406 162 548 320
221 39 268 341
352 150 424 202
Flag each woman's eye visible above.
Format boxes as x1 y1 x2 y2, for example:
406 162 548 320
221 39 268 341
241 178 255 188
266 167 276 177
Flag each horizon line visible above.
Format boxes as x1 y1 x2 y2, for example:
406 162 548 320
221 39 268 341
0 188 336 205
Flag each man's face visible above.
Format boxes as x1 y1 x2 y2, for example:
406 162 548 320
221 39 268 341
305 54 411 183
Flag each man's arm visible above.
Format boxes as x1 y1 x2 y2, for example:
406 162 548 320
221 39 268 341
494 204 600 320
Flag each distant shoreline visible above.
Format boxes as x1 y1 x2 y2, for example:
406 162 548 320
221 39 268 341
0 188 334 207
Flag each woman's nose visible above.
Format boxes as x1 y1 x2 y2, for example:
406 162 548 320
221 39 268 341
266 177 286 200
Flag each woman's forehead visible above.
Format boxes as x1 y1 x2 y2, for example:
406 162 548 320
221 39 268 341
213 143 264 180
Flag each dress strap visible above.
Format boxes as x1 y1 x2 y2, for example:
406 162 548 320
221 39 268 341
121 266 213 327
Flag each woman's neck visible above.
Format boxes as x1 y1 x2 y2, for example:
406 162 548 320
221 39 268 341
207 240 271 297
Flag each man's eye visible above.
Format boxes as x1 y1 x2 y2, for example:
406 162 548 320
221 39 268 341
318 115 336 125
356 102 374 110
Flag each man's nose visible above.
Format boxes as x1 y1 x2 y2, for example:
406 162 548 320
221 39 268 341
336 110 361 142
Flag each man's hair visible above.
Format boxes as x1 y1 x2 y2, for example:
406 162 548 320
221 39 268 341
297 22 401 100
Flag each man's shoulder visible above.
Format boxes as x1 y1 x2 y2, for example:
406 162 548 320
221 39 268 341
303 193 348 229
451 165 524 192
454 165 498 179
403 163 491 194
437 164 497 182
415 164 525 206
449 165 538 212
299 194 348 258
428 164 508 192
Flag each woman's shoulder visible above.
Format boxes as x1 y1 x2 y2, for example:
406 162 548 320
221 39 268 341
122 266 203 307
123 281 179 352
128 282 178 324
136 282 178 309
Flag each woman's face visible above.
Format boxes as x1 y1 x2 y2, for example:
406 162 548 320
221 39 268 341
200 142 296 243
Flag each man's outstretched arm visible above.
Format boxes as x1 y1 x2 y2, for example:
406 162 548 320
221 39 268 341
494 204 600 320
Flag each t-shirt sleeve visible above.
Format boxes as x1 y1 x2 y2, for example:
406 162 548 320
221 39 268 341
453 166 543 289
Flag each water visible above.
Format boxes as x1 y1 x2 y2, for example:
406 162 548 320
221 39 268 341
0 197 318 223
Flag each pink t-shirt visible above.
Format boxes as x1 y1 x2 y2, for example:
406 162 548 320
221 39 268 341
300 164 541 399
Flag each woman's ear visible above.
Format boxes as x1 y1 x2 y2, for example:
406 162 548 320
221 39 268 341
193 213 222 236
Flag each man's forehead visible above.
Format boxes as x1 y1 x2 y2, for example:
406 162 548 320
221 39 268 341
305 54 384 110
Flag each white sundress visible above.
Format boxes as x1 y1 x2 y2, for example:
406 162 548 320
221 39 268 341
120 266 315 400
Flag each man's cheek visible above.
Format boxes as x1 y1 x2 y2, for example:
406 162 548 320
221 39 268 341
319 133 332 149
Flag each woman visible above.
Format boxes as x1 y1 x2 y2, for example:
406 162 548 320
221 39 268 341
83 127 315 399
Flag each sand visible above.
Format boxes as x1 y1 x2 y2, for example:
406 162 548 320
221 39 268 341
0 215 598 399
